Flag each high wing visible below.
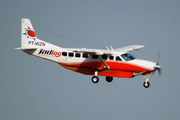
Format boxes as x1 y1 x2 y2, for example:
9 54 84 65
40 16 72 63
72 45 144 55
72 49 113 55
114 45 145 52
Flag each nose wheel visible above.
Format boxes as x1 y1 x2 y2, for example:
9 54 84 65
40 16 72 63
143 81 150 88
143 76 150 88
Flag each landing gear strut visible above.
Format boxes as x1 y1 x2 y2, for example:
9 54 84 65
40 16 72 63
143 76 150 88
92 71 99 83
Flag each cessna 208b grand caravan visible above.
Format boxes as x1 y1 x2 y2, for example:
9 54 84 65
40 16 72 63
17 18 162 88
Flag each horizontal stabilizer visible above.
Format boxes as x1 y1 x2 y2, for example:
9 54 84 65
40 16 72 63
15 47 39 50
15 47 21 49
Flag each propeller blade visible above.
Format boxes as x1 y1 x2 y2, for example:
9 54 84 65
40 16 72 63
151 70 155 76
158 69 162 76
157 51 161 65
152 51 162 77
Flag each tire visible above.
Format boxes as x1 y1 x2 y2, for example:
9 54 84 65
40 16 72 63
143 81 150 88
92 76 99 83
106 77 113 82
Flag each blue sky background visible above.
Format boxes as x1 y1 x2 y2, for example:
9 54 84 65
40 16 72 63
1 0 180 120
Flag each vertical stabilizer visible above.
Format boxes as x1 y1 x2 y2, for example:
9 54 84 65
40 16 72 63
21 18 37 48
21 18 49 49
21 18 60 50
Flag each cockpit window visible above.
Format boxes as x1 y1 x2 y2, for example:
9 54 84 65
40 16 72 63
121 53 136 61
116 56 122 61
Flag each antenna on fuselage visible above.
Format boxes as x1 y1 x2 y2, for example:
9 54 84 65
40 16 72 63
110 46 114 51
106 46 110 51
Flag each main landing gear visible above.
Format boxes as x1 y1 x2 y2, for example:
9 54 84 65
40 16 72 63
92 71 113 83
91 76 113 83
106 76 113 82
92 76 99 83
143 76 150 88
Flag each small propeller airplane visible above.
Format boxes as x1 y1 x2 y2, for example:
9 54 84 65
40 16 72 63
16 18 162 88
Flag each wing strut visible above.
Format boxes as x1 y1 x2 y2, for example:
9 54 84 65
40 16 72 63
133 71 147 76
98 56 110 69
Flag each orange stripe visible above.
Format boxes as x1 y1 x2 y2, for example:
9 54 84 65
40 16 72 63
58 63 134 78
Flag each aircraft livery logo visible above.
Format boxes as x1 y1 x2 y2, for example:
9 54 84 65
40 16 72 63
39 49 61 57
23 26 37 40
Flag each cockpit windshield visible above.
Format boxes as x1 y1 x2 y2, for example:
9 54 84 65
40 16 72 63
121 53 136 61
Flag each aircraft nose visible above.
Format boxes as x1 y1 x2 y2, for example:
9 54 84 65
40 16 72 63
152 64 162 76
154 64 161 69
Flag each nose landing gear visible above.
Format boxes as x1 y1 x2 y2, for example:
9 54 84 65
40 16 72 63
143 76 150 88
143 81 150 88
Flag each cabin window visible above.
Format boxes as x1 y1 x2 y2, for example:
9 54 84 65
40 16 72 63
116 56 122 61
62 52 67 56
75 53 81 57
121 53 136 61
92 55 98 59
69 52 74 57
82 53 88 58
101 55 107 60
109 56 114 60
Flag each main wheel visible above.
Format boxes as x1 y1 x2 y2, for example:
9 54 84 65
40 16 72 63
92 76 99 83
106 77 113 82
143 81 150 88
